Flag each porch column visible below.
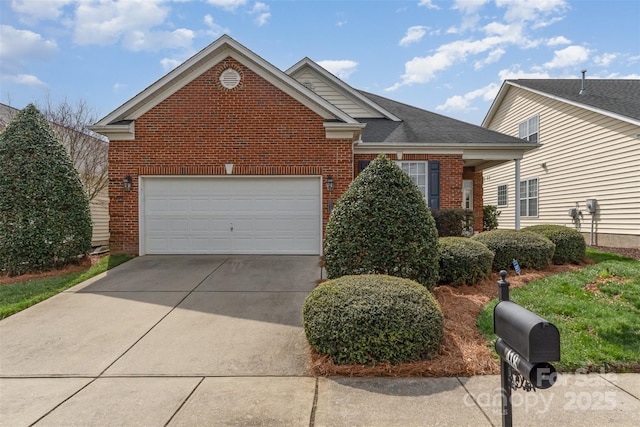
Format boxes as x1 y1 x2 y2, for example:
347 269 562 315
514 159 521 230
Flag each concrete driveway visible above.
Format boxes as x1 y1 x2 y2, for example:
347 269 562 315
0 255 321 425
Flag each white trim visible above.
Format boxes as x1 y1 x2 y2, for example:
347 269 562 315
138 175 323 256
324 122 366 139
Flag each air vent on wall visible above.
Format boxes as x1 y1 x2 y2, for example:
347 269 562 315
220 68 241 89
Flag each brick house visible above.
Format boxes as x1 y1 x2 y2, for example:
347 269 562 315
91 35 535 255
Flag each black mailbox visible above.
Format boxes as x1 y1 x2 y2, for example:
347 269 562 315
494 301 560 363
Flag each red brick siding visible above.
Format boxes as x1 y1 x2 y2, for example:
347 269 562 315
109 58 353 254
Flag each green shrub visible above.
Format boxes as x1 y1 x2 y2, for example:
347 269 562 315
471 229 555 271
483 205 501 231
431 209 474 237
0 105 92 276
303 274 444 365
523 224 586 264
438 237 494 286
324 154 439 290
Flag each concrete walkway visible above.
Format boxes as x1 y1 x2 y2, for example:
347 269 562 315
1 255 638 426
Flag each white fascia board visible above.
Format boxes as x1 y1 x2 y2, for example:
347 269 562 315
505 81 640 127
89 123 134 141
94 35 356 127
286 58 402 122
355 142 538 157
482 80 510 127
324 122 366 139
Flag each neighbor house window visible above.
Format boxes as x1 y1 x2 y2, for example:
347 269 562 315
518 115 539 143
520 178 538 217
398 161 427 196
497 184 508 207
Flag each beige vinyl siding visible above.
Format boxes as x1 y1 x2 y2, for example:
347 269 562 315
483 86 640 239
89 186 109 246
292 70 383 118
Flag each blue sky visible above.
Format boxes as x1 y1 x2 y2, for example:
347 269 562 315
1 0 639 125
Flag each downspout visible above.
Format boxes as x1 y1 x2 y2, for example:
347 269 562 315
514 159 521 230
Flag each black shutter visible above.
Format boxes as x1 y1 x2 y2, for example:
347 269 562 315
358 160 371 175
428 161 440 209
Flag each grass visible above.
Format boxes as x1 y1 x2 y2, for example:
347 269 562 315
0 254 133 320
477 248 640 372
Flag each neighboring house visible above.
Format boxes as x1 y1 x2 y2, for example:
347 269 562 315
91 35 536 256
482 77 640 248
0 102 110 247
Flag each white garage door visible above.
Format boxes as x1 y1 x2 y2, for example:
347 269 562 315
141 177 321 255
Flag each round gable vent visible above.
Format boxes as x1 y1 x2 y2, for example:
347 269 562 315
219 68 241 89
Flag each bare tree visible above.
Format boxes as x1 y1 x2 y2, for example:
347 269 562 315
38 97 109 203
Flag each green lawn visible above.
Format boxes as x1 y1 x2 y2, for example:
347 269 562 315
477 249 640 372
0 254 133 320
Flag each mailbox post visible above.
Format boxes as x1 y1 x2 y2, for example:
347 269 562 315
494 270 560 427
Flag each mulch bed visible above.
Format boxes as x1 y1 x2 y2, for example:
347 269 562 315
309 263 587 377
0 254 104 286
310 245 639 377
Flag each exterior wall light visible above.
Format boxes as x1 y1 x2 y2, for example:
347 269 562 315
123 175 132 192
325 175 334 193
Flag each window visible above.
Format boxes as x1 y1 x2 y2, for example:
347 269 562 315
518 115 539 143
462 180 473 210
497 184 508 207
520 178 538 217
398 161 427 196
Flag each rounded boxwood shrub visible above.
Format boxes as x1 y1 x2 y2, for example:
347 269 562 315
522 224 586 264
471 229 555 271
438 237 494 286
323 154 439 290
303 274 444 365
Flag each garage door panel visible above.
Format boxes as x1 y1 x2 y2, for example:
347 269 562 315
142 177 320 254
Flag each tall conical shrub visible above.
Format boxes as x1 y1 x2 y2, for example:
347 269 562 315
324 154 439 289
0 104 92 275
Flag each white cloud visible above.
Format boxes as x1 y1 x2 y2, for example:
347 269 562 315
203 14 228 37
207 0 247 11
594 53 617 67
496 0 568 23
436 82 499 112
73 0 168 46
250 2 271 26
453 0 490 14
386 36 503 90
1 73 47 87
543 45 590 69
317 60 358 79
474 48 505 69
11 0 73 23
0 25 57 69
400 26 427 47
498 68 552 80
125 28 194 52
113 82 126 92
547 36 571 46
160 57 182 71
418 0 440 9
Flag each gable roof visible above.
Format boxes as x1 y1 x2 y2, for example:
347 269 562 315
359 91 530 145
484 79 640 127
91 35 360 139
